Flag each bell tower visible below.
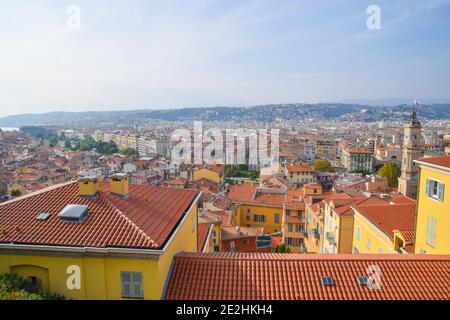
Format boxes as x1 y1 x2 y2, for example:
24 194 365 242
398 99 424 199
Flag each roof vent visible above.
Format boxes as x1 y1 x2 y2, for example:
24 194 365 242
321 276 335 286
58 204 88 222
36 212 51 221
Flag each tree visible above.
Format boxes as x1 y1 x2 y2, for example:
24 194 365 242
377 162 401 188
314 160 334 172
119 147 138 156
11 188 21 198
275 244 292 253
0 273 65 300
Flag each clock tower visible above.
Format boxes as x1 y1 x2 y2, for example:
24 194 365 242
398 100 424 199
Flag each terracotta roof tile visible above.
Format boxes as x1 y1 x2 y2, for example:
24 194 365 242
197 223 212 252
0 181 199 249
416 155 450 169
353 203 416 239
165 253 450 300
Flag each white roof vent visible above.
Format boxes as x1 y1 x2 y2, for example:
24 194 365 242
58 204 88 222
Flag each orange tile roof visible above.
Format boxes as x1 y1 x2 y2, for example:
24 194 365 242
390 195 416 204
332 197 387 216
228 182 256 202
286 162 314 172
0 181 199 249
221 226 263 241
165 253 450 300
416 155 450 169
197 223 212 252
353 203 416 239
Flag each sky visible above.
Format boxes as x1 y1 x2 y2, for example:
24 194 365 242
0 0 450 117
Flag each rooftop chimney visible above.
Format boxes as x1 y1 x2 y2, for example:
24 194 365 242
109 173 129 199
78 175 99 199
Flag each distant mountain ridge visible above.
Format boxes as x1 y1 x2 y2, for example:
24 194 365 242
0 103 449 127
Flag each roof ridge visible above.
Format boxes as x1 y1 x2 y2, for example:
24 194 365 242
0 180 77 207
99 191 159 248
176 252 450 262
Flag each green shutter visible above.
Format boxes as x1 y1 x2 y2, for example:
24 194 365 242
437 183 444 202
425 179 431 196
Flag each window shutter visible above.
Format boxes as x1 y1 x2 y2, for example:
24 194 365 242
425 179 430 196
431 219 437 247
437 183 444 202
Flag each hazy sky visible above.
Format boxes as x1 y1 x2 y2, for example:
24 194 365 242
1 0 450 117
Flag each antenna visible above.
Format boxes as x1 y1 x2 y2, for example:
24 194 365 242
411 98 420 123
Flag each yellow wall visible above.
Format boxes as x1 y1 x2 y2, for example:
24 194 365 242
237 204 283 234
193 168 221 184
322 204 354 254
352 211 396 254
414 166 450 254
0 204 198 300
305 205 324 253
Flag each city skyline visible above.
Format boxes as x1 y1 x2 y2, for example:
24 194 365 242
1 0 450 117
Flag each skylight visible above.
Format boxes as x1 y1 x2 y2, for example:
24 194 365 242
321 276 334 285
36 212 51 221
58 204 88 222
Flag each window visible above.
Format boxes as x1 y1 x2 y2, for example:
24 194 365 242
246 213 250 221
274 213 280 224
229 241 236 252
286 210 290 216
253 215 266 223
378 248 383 254
321 276 334 286
366 237 371 250
121 272 143 299
356 227 361 241
426 179 445 202
426 217 437 247
288 224 293 232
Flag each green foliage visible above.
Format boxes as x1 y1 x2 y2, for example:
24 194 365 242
11 188 21 197
0 273 65 300
214 245 220 252
119 147 138 156
314 160 334 172
275 244 292 253
224 165 259 180
377 162 401 188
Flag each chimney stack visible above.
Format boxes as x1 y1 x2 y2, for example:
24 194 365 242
78 175 99 199
109 173 129 199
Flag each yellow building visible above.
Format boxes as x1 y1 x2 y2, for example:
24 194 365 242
414 156 450 254
322 196 386 254
0 174 200 300
281 189 308 253
352 198 416 254
193 165 224 185
228 182 285 234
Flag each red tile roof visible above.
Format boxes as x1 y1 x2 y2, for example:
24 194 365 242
416 155 450 169
353 203 416 239
197 223 212 252
0 181 199 249
165 253 450 300
286 162 314 173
